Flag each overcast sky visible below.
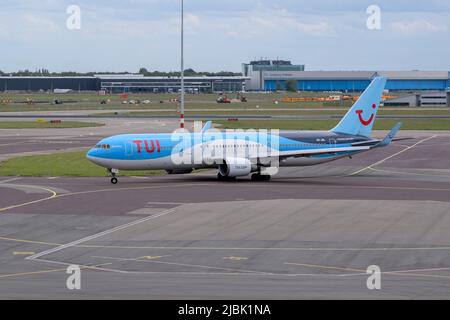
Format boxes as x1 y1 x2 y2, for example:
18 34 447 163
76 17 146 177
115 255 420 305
0 0 449 72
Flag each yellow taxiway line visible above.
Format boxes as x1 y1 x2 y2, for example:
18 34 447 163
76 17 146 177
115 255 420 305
0 183 57 213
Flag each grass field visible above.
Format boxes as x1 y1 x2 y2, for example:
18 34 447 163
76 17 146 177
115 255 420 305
0 92 344 112
0 91 431 112
0 121 104 129
1 92 449 114
0 151 165 177
215 118 450 130
99 108 450 118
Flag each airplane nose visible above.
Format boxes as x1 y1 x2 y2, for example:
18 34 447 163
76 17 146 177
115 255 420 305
86 148 98 162
86 148 95 157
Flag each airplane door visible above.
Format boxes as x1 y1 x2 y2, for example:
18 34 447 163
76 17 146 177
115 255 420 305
125 141 133 156
329 138 336 147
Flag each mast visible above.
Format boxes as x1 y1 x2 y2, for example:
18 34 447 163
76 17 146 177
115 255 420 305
179 0 185 128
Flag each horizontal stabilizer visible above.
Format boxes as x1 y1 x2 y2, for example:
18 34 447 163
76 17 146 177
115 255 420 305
378 122 402 147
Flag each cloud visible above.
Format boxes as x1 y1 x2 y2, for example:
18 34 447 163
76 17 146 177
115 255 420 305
286 19 335 36
226 8 336 38
0 0 449 72
22 13 60 33
0 12 61 42
389 19 447 35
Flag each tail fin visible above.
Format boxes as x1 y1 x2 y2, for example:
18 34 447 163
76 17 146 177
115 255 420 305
332 76 387 137
201 120 212 132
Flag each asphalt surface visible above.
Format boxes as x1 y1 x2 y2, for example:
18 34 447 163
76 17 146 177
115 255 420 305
1 129 450 299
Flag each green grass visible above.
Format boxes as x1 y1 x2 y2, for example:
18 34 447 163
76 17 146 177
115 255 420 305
1 92 449 113
0 100 349 112
215 118 450 130
0 151 165 177
99 108 450 118
0 121 104 129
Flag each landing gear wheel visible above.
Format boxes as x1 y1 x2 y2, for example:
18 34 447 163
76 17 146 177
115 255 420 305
108 168 119 184
217 173 235 181
251 173 271 181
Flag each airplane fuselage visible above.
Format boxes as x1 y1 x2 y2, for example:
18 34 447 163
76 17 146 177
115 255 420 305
86 77 398 183
87 130 372 171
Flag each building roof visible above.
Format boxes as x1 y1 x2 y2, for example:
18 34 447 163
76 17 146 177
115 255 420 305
0 76 96 79
263 70 450 80
264 71 376 80
0 75 248 80
377 71 449 80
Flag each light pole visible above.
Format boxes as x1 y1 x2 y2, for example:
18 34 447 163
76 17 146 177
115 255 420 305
180 0 185 129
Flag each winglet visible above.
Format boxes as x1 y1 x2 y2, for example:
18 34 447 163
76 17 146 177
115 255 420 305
201 120 212 132
378 122 402 147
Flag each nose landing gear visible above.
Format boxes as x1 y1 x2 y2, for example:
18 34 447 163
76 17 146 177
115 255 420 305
108 168 119 184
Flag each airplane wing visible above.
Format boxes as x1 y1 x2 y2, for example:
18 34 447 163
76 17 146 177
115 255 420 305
392 137 414 142
351 140 381 147
276 145 371 159
206 145 371 164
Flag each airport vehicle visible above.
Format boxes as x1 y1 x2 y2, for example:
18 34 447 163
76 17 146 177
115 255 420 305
237 92 247 102
87 77 400 184
216 93 231 103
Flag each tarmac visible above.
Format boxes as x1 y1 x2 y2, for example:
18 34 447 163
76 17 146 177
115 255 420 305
1 125 450 299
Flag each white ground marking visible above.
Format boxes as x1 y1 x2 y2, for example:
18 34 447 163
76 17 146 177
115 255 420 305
0 177 21 183
368 166 450 179
26 208 176 260
91 255 271 275
349 135 436 176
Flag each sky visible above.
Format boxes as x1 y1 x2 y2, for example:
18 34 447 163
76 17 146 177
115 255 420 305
0 0 449 72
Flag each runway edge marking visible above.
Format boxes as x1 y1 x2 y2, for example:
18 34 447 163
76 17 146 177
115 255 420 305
26 208 176 260
349 135 437 176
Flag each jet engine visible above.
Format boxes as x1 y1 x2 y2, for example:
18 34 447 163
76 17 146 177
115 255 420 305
218 157 254 177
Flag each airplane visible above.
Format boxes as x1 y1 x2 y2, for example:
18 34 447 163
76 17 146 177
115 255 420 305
87 76 401 184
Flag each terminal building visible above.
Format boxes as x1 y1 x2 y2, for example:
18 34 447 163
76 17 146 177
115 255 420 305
0 74 247 93
242 60 450 92
1 61 450 95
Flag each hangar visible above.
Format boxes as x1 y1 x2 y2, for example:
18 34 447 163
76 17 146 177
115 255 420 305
0 74 248 93
2 67 450 94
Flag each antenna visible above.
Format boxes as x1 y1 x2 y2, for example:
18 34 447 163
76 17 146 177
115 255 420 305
179 0 185 129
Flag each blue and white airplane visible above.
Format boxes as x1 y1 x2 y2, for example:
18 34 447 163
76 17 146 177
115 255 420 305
87 77 401 184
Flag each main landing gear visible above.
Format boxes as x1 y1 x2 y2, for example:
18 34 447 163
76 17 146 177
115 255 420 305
108 168 119 184
251 173 271 181
217 172 236 181
216 172 271 181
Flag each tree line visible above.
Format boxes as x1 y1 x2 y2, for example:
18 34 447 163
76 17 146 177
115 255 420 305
0 68 242 77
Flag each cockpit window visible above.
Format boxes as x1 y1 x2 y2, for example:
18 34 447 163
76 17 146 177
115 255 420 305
94 144 110 149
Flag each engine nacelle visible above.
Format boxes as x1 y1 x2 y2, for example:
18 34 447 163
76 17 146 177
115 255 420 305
219 157 253 177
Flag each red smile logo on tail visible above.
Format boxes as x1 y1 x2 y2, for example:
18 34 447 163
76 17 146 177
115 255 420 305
356 104 377 126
